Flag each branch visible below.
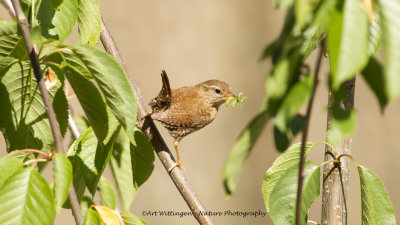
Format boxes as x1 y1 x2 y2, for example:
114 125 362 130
100 17 216 225
295 39 325 225
10 0 83 224
321 79 355 225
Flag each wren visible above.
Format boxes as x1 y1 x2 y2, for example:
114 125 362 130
148 70 236 172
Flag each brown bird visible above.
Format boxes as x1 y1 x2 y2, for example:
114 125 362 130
148 70 236 172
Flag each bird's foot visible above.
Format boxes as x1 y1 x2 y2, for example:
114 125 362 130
167 161 185 173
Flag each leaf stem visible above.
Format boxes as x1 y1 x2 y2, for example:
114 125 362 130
10 0 82 224
39 48 72 61
295 39 325 225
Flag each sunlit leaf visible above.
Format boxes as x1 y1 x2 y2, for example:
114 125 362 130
99 177 116 210
358 165 396 225
78 0 101 45
92 205 120 225
119 211 149 225
82 209 101 225
53 153 72 212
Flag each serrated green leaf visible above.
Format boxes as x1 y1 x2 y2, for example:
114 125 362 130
0 20 18 36
110 130 137 210
0 156 24 188
53 153 72 212
0 56 18 76
68 127 118 195
328 0 369 89
0 35 27 59
0 168 55 225
275 73 313 132
262 142 314 211
379 0 400 101
99 177 116 210
131 130 155 188
70 45 137 146
269 161 320 225
119 211 149 225
78 0 101 45
37 0 78 41
222 110 270 196
82 209 102 225
368 9 382 56
361 58 387 111
73 116 90 134
63 65 118 144
0 61 68 152
357 165 396 225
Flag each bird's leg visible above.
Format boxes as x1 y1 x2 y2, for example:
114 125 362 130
143 108 155 118
168 139 184 172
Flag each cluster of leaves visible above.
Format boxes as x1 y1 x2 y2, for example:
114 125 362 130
261 142 396 225
222 0 400 196
0 0 155 224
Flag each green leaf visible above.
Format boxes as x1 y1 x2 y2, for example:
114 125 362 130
295 0 318 29
262 142 314 211
80 196 95 217
73 115 90 134
361 58 387 111
269 161 320 225
82 209 102 225
131 130 155 188
274 115 306 152
78 0 101 45
110 130 137 210
330 83 357 138
0 156 24 188
119 211 149 225
0 20 18 36
98 177 116 210
357 165 396 225
328 0 369 89
0 168 56 225
0 56 18 76
68 127 118 195
222 110 270 196
368 9 382 56
275 73 313 132
300 24 324 58
70 45 138 145
63 65 118 144
37 0 78 41
379 0 400 101
53 153 72 212
0 35 27 59
0 61 68 152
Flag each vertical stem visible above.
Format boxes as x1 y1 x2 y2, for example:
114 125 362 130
321 79 355 225
295 40 324 225
10 0 83 224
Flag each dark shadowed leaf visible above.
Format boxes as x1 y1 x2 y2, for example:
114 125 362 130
361 57 387 111
274 115 306 152
131 130 155 188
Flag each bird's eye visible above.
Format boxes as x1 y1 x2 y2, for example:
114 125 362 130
215 89 221 94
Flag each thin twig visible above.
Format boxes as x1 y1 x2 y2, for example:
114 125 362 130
10 0 82 224
100 17 216 225
295 39 325 225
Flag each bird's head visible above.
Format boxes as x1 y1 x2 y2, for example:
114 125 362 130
197 80 236 108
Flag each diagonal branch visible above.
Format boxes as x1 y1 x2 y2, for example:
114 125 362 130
100 17 216 225
10 0 83 224
295 39 325 225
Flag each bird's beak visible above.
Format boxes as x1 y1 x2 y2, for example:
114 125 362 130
225 93 237 99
